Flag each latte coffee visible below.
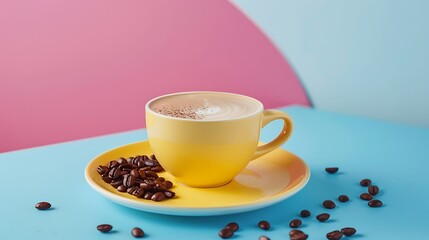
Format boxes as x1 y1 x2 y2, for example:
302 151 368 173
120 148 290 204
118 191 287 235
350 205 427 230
149 92 262 120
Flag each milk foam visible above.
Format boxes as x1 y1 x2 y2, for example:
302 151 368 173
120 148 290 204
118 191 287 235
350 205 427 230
149 93 262 120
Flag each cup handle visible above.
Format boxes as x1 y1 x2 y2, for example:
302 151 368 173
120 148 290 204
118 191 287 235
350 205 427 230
252 109 293 160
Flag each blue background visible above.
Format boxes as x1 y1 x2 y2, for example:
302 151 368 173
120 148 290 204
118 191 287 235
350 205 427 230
233 0 429 127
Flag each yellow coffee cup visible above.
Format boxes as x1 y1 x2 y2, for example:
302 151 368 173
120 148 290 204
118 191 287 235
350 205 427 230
145 91 293 187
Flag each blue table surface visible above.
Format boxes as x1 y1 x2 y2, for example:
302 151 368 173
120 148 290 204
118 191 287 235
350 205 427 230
1 106 428 239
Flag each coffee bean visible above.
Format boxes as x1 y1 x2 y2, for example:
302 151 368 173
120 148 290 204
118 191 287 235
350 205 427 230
117 158 128 165
144 160 156 167
110 179 123 188
140 182 155 191
117 185 127 192
132 188 145 198
325 167 339 174
101 174 113 183
155 177 165 182
151 192 165 201
164 190 176 198
164 180 173 189
123 175 136 188
368 185 379 196
145 170 158 178
290 230 308 240
150 154 157 160
368 199 383 207
360 178 372 186
258 220 270 230
218 228 234 239
108 160 119 169
259 236 270 240
289 219 302 228
360 193 373 201
338 195 349 202
130 169 140 178
323 200 336 209
300 209 311 217
143 192 153 200
291 232 309 240
341 227 356 236
35 201 51 210
131 227 144 238
151 166 164 172
326 230 343 240
289 230 304 236
108 167 122 179
137 168 147 178
225 222 239 232
316 213 330 222
97 165 109 175
97 224 113 233
127 186 138 194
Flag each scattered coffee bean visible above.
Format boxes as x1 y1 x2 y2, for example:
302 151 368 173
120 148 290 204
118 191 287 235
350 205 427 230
225 222 239 232
35 201 51 210
258 220 270 230
325 167 339 174
323 200 336 209
360 193 373 201
300 209 311 217
316 213 330 222
368 185 379 196
341 227 356 236
326 230 343 240
289 219 302 228
97 224 113 233
259 236 270 240
368 199 383 207
290 230 309 240
218 228 234 239
131 227 144 238
360 178 372 186
338 195 349 202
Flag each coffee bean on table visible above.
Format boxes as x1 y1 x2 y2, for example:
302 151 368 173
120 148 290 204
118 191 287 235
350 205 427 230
316 213 330 222
225 222 239 232
300 209 311 217
259 236 270 240
338 195 349 202
289 219 302 228
325 167 339 174
341 227 356 236
218 228 234 239
326 230 343 240
35 201 51 210
360 193 373 201
97 224 113 233
368 185 380 196
258 220 270 230
131 227 144 238
368 199 383 207
323 200 336 209
360 178 372 186
290 230 308 240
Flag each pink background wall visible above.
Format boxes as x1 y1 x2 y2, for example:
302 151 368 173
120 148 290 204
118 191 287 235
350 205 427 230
0 0 309 152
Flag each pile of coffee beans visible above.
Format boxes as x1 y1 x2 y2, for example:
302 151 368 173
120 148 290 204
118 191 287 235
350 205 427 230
96 155 175 202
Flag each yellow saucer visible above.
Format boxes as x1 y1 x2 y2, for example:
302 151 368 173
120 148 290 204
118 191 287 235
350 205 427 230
84 141 310 216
